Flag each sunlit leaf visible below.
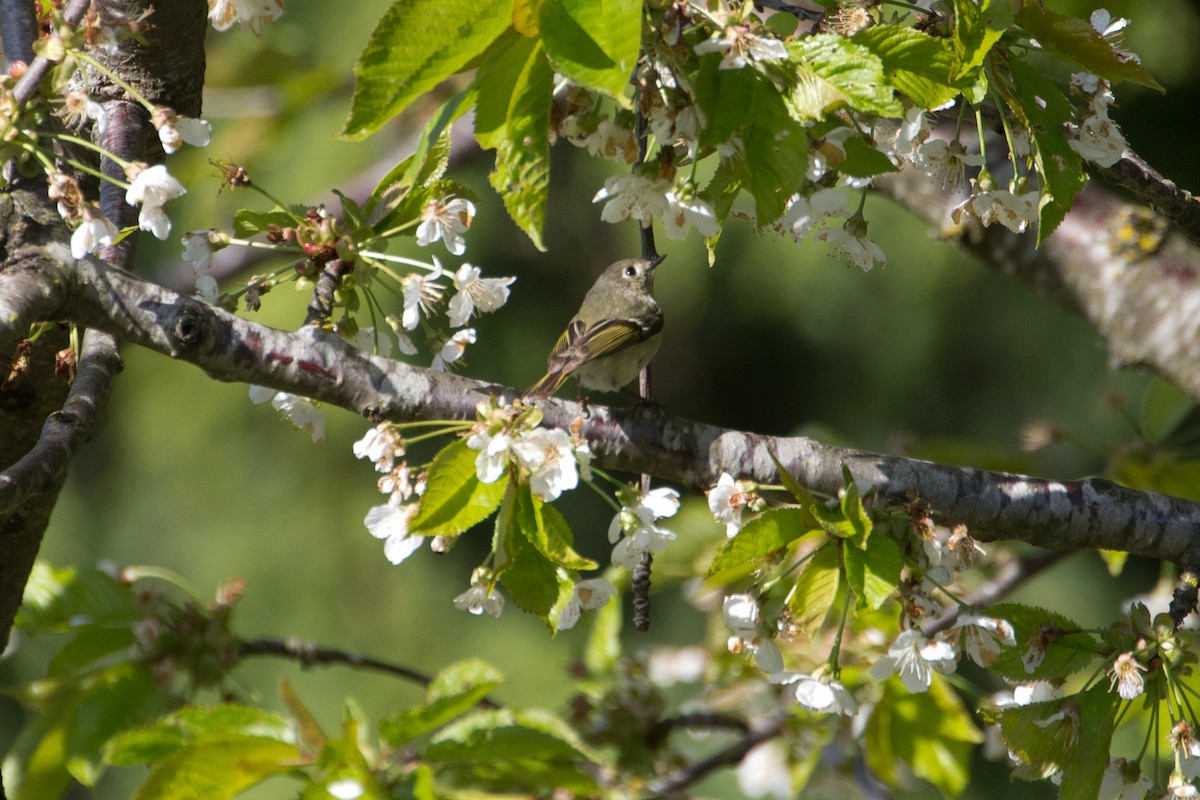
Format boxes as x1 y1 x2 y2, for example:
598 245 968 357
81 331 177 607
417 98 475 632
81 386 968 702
409 440 508 537
539 0 640 105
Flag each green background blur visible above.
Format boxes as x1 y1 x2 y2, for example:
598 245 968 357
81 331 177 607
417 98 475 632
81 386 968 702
4 1 1200 797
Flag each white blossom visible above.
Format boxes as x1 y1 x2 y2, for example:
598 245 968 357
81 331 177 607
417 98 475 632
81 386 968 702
608 487 680 568
585 119 638 164
869 629 957 692
465 429 513 484
364 497 423 565
430 328 475 372
70 207 118 259
447 263 514 327
661 191 719 240
208 0 285 34
326 778 365 800
951 188 1040 234
915 139 985 188
181 230 214 274
353 423 404 472
770 671 858 715
593 174 668 227
815 224 886 271
125 164 186 240
511 428 581 501
194 275 219 304
556 577 616 630
707 472 752 538
776 188 849 240
416 196 475 255
154 108 212 154
453 584 504 617
695 26 788 70
1090 9 1129 37
249 386 325 443
722 594 783 674
954 613 1016 667
401 261 444 330
1069 113 1127 167
1108 652 1146 700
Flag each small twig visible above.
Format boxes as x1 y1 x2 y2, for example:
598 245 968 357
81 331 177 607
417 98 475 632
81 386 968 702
647 719 786 797
923 549 1070 637
237 637 501 709
12 0 92 104
0 0 38 66
652 712 751 739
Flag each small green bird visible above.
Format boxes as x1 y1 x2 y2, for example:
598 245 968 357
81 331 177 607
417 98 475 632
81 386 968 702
525 256 665 399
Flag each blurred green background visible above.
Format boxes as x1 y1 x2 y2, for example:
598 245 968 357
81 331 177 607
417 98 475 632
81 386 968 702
4 1 1200 797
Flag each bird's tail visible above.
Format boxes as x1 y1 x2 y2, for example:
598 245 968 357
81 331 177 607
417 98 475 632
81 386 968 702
524 370 568 399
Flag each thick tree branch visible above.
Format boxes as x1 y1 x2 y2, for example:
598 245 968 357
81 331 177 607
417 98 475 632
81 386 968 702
877 152 1200 402
4 253 1199 567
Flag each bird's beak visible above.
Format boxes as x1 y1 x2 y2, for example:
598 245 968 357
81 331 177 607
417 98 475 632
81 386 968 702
648 253 667 270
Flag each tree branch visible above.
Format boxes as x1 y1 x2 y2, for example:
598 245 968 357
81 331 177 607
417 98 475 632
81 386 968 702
877 149 1200 403
2 252 1196 567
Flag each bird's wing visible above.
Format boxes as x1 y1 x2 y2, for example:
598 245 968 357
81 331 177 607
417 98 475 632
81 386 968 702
546 316 662 374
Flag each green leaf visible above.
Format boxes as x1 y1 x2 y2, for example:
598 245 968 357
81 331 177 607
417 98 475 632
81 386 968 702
866 676 983 797
787 543 840 635
379 660 505 746
992 682 1117 795
409 440 508 537
839 465 872 543
493 483 561 622
852 25 964 110
474 37 553 250
48 627 137 679
128 736 298 800
1015 4 1162 90
787 34 903 119
426 709 601 792
531 497 597 570
692 57 758 149
105 705 294 766
767 449 817 507
839 136 899 178
707 510 817 583
539 0 640 105
951 0 1016 78
16 562 140 633
744 84 809 225
232 209 295 239
987 603 1097 681
842 533 900 610
342 0 515 139
8 664 174 798
1000 59 1085 241
583 587 622 675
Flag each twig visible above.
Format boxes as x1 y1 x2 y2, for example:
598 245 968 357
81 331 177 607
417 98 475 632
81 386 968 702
12 0 91 104
303 257 351 329
923 549 1070 636
237 637 500 709
647 719 786 796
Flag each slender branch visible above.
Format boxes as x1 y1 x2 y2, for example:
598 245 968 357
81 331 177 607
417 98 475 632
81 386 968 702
647 719 786 797
236 637 501 709
923 550 1070 636
0 0 38 66
12 0 92 104
1094 151 1200 248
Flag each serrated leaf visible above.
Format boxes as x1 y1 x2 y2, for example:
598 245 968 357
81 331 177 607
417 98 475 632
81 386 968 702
852 25 965 110
482 38 552 250
952 0 1016 78
865 675 983 797
531 498 597 570
744 84 809 225
1015 5 1161 90
409 440 508 537
539 0 640 105
692 57 758 149
1000 59 1085 241
787 34 903 119
788 543 840 634
987 602 1097 681
342 0 514 139
379 660 504 746
707 510 817 583
106 705 293 766
995 682 1116 797
427 708 597 764
839 466 872 542
842 534 900 610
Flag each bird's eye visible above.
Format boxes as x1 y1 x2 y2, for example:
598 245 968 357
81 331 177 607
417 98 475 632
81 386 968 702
624 265 638 278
